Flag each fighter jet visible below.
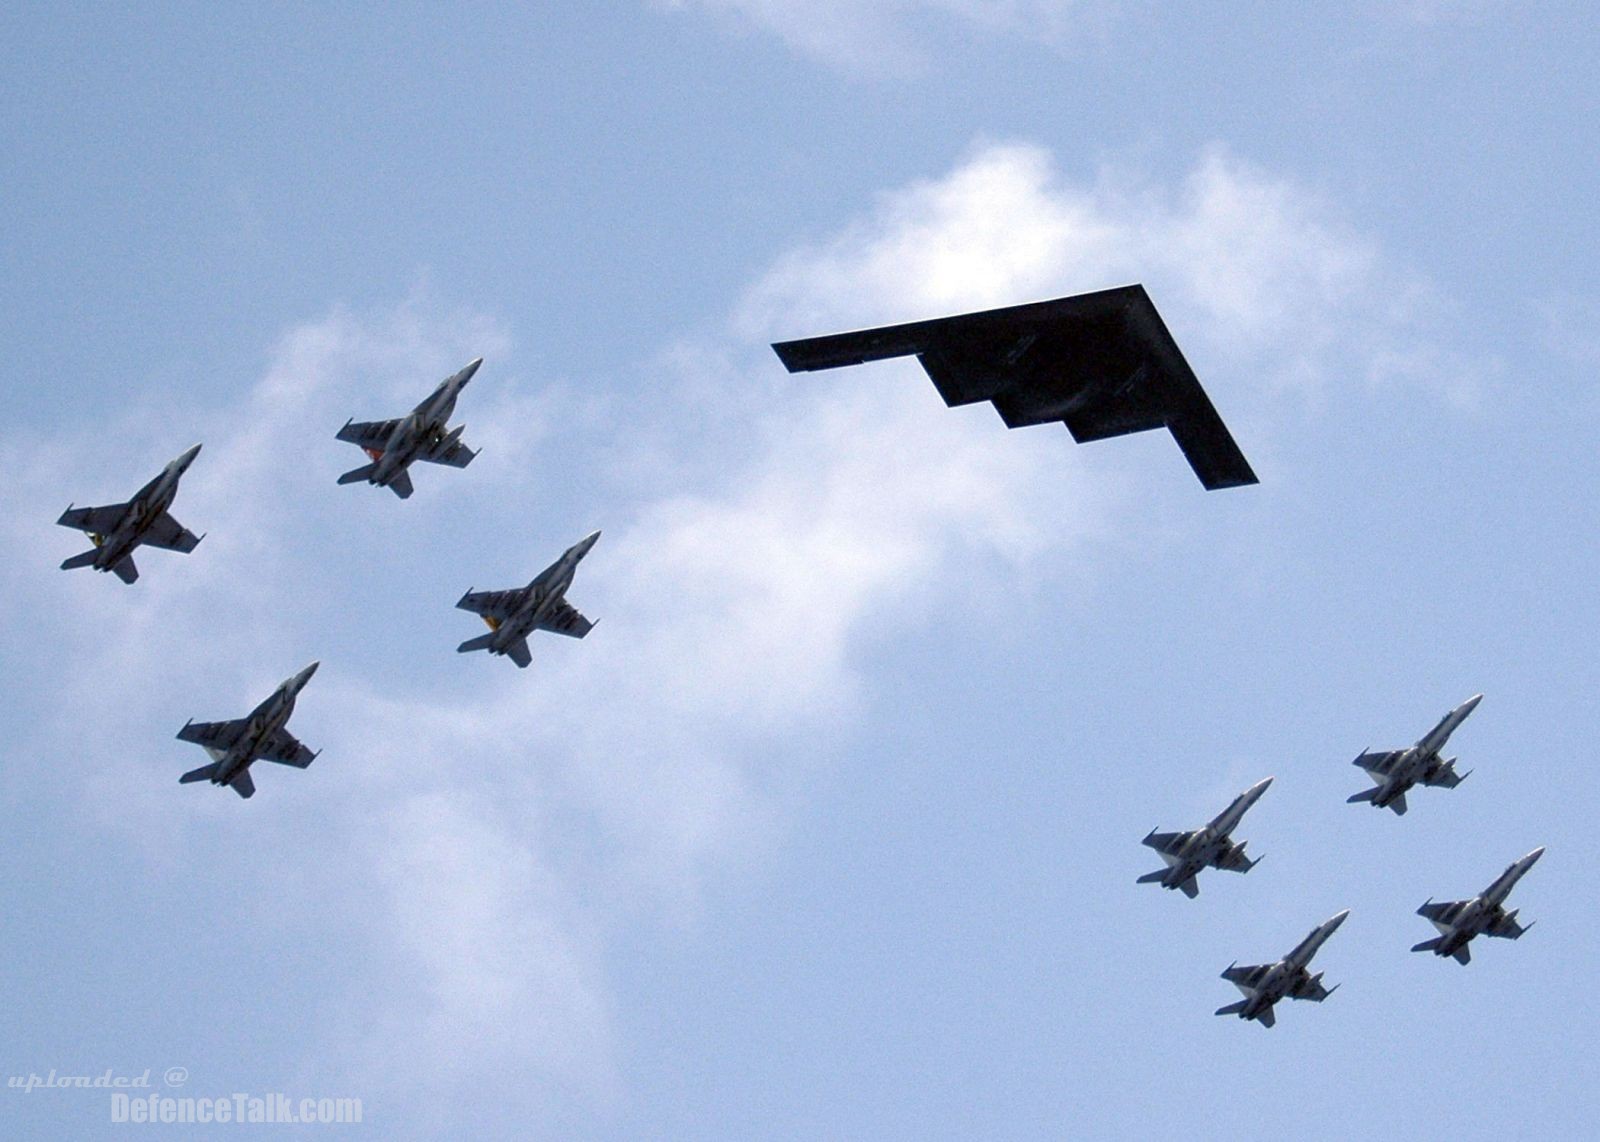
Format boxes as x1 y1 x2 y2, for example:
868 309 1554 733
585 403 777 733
456 531 600 668
336 357 482 498
1413 847 1544 965
1349 693 1481 815
1138 777 1272 898
177 662 320 799
1217 910 1349 1028
57 444 204 584
771 285 1257 490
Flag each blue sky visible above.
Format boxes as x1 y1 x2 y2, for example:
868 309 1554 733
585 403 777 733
3 3 1598 1138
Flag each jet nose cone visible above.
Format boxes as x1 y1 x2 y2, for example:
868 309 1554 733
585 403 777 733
177 443 203 467
460 357 484 381
1327 909 1352 930
573 530 601 558
293 661 320 685
1461 693 1484 713
1524 846 1546 864
1249 776 1275 796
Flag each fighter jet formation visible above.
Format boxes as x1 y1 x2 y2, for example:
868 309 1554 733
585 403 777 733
177 662 321 800
1138 777 1271 898
57 443 204 583
52 287 1545 1034
1138 688 1543 1026
456 530 600 668
336 357 482 498
1349 693 1480 815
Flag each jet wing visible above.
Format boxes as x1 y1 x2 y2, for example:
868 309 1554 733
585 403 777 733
1418 900 1469 925
771 285 1257 491
418 435 476 469
1288 973 1337 1002
1353 749 1404 776
57 502 128 535
177 719 244 752
536 600 594 639
141 511 202 553
456 589 524 621
1213 846 1256 873
1486 911 1530 940
1222 963 1272 991
336 419 401 452
1421 763 1468 788
257 729 316 768
1141 831 1192 857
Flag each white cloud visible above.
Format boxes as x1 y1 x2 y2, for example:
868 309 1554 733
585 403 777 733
659 0 1097 72
743 141 1482 408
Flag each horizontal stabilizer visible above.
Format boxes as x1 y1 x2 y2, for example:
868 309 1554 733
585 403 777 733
179 763 219 784
1346 788 1377 804
111 555 138 584
1177 876 1199 899
1215 1001 1247 1017
1389 791 1408 816
1411 937 1442 953
60 549 99 571
1452 944 1471 965
458 633 495 654
230 770 256 799
388 469 413 499
1257 1006 1275 1028
506 637 532 669
338 463 377 485
1136 869 1169 885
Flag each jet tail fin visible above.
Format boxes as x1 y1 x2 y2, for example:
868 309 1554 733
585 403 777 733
1346 788 1378 804
1215 1001 1247 1017
179 763 219 785
1136 869 1169 885
60 549 99 571
458 633 495 654
338 463 377 486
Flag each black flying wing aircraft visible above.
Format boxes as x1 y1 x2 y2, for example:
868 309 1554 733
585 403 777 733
771 284 1257 491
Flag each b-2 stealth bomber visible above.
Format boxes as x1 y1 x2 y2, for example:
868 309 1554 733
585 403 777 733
1349 693 1480 815
1413 847 1544 965
771 285 1257 490
177 662 321 799
57 444 204 584
456 531 600 668
1217 910 1349 1028
336 357 482 498
1138 777 1272 898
